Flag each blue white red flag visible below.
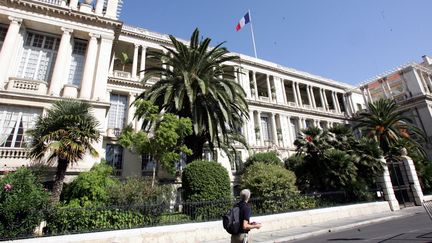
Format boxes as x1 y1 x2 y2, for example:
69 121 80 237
236 12 250 31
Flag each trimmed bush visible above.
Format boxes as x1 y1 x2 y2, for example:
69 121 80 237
181 160 231 219
0 168 50 238
244 152 282 169
182 160 231 202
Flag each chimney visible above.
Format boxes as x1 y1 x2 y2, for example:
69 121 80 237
422 55 432 65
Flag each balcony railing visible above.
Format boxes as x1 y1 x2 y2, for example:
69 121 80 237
33 0 63 6
6 78 48 95
113 70 131 79
288 102 297 107
259 96 269 102
0 148 29 159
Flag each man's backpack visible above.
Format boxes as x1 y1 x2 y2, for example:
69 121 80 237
222 205 241 234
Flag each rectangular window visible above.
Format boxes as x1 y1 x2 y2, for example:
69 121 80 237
107 94 128 129
67 39 87 86
260 116 270 141
0 106 42 148
105 144 123 176
17 31 60 82
141 154 155 172
230 150 242 171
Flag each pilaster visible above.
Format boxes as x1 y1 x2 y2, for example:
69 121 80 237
49 27 73 96
92 36 114 101
79 33 99 100
132 44 139 80
0 17 22 89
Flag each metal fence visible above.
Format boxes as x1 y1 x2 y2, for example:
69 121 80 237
1 190 383 240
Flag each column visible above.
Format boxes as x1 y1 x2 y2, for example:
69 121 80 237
79 33 99 99
249 110 255 145
95 0 104 15
319 88 325 110
132 44 139 80
292 82 298 106
306 85 312 107
331 91 338 112
266 74 272 101
379 158 400 211
322 89 329 111
92 36 114 101
253 71 258 99
309 86 316 108
0 17 22 89
286 116 292 148
296 83 303 107
334 92 341 113
271 113 278 145
49 27 73 96
367 88 373 102
360 87 368 107
139 45 147 80
281 79 287 104
109 52 115 76
105 0 119 19
400 149 424 206
127 93 136 129
257 111 264 146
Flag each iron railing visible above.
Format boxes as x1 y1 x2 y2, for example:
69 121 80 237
0 190 383 240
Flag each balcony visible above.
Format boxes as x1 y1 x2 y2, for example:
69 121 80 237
106 128 122 138
288 102 297 107
0 148 29 159
259 96 270 102
33 0 64 6
6 78 48 95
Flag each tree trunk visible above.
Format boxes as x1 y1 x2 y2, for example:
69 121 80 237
51 159 69 204
185 134 206 163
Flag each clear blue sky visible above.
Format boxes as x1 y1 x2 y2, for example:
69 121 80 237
121 1 432 86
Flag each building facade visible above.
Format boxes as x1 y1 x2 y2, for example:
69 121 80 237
359 55 432 159
0 0 366 182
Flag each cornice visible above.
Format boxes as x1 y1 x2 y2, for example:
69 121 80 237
0 90 110 109
108 76 147 89
2 0 122 30
247 99 347 120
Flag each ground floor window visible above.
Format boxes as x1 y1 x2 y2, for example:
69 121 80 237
0 106 41 148
105 144 123 176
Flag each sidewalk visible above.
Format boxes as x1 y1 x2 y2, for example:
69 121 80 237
206 206 425 243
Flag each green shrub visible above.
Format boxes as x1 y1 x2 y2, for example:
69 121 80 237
108 177 172 206
182 160 231 202
45 205 164 234
61 162 119 207
182 160 231 219
244 152 282 169
241 162 297 199
0 168 50 238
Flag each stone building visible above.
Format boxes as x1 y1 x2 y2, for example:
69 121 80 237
0 0 366 183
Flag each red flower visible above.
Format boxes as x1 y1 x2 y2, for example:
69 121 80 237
3 183 12 191
305 136 313 142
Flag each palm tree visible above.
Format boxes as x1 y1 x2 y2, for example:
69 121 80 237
137 28 249 162
27 100 100 203
354 98 425 156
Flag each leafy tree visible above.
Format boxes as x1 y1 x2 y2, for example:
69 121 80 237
119 100 192 187
354 98 425 156
0 168 50 238
28 100 100 203
290 125 384 198
61 162 118 207
241 162 297 199
137 28 249 162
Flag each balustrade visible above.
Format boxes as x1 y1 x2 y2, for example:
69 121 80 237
6 78 48 95
0 148 28 159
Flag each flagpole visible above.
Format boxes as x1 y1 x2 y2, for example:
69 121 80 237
248 9 258 58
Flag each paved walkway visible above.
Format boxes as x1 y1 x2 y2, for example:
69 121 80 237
206 206 426 243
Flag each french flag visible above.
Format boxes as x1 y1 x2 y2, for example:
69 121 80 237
236 12 250 31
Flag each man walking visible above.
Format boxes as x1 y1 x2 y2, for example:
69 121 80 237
231 189 262 243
